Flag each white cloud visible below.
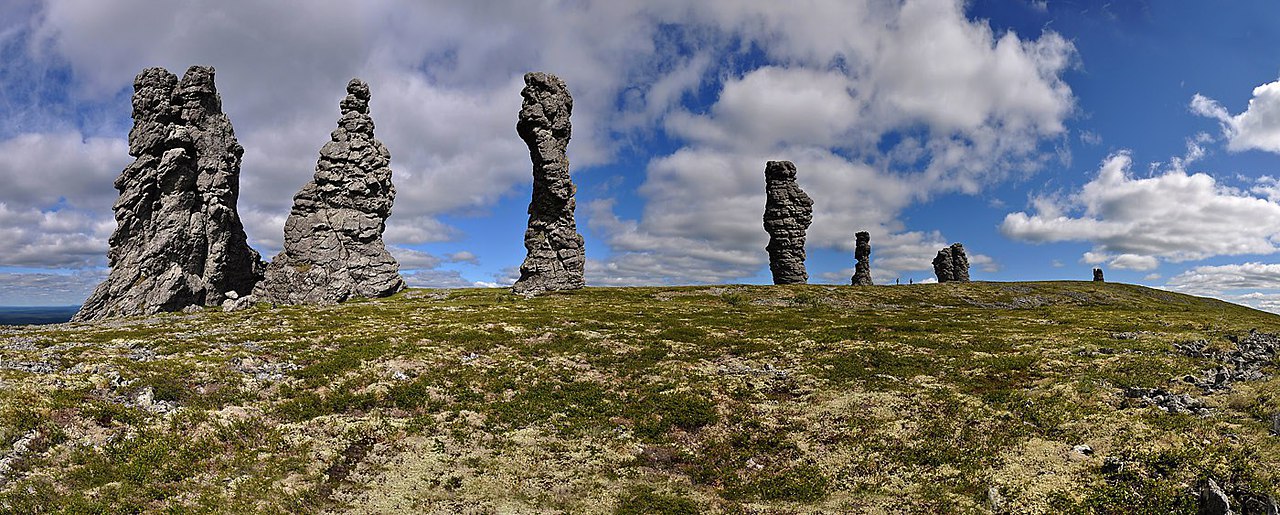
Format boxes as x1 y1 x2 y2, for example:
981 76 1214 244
1166 262 1280 294
1164 262 1280 313
1192 80 1280 153
1002 151 1280 266
1 0 1077 295
591 0 1075 284
0 204 110 268
0 269 105 306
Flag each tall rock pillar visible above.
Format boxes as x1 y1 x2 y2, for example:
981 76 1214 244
851 231 873 285
932 243 971 283
254 79 404 305
763 160 813 285
512 72 585 295
75 66 262 321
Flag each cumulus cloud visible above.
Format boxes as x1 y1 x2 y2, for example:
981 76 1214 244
0 204 110 268
0 269 105 306
1002 151 1280 267
1192 80 1280 153
1164 262 1280 313
591 0 1075 284
1 0 1075 293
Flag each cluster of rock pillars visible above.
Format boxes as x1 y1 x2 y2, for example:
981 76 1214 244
73 66 1103 321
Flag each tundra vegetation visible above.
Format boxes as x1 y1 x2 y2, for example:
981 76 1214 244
0 281 1277 513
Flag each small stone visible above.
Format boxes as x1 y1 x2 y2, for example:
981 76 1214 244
1271 412 1280 435
1072 444 1094 456
763 160 813 285
224 290 239 300
1199 478 1234 515
987 485 1005 512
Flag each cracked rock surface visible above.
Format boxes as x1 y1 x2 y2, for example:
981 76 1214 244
932 243 971 283
511 72 585 295
763 160 813 285
254 79 404 305
75 66 262 321
851 231 873 286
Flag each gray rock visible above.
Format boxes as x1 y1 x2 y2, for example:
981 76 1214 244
932 243 971 283
763 161 813 285
511 72 585 295
851 231 873 286
1093 268 1105 282
253 79 404 305
222 294 257 312
987 485 1005 513
1199 478 1234 515
74 66 263 321
1272 412 1280 435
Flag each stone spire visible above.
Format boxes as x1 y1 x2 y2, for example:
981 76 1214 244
511 72 585 295
932 243 971 283
75 66 262 321
763 160 813 285
1093 268 1105 282
253 78 404 305
851 231 873 286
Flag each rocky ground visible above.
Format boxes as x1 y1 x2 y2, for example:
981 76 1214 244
0 282 1278 513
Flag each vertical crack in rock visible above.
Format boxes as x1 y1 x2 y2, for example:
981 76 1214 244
932 243 971 283
763 161 813 285
511 72 585 295
851 231 873 286
254 78 404 305
1093 268 1105 282
74 66 262 321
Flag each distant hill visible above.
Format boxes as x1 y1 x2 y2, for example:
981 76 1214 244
0 282 1276 513
0 306 79 326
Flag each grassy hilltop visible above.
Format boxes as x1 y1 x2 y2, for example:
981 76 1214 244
0 282 1278 513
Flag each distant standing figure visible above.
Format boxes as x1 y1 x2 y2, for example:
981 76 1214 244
1093 268 1105 282
763 160 813 284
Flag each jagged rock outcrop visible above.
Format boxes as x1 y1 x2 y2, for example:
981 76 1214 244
763 160 813 285
851 231 873 286
511 72 585 295
253 79 404 305
1093 268 1105 282
74 66 262 321
932 243 971 283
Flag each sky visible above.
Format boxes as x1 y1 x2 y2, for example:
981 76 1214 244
3 1 1280 312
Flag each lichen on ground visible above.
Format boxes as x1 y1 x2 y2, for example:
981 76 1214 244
0 281 1277 513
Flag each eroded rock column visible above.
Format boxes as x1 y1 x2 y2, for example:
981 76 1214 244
75 66 263 321
254 79 405 305
851 231 873 286
932 243 971 283
512 72 585 295
1093 268 1105 282
764 160 813 285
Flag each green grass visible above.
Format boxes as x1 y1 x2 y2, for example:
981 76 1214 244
0 281 1278 513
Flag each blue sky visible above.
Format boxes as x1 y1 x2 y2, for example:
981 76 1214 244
4 0 1280 311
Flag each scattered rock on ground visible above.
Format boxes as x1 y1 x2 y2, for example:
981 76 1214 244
1200 478 1234 515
